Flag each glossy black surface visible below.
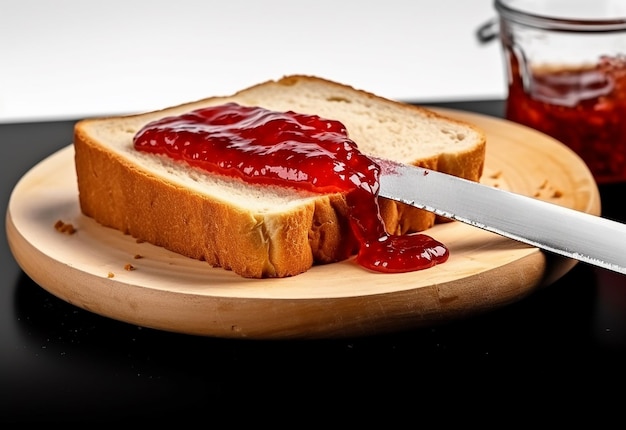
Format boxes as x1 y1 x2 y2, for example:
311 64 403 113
2 100 625 422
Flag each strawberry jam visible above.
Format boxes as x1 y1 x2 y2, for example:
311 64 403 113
506 54 626 184
133 103 449 273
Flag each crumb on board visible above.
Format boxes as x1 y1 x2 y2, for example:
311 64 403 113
485 171 564 200
483 170 503 188
134 254 143 259
54 220 76 235
124 263 136 271
107 272 115 278
533 179 563 199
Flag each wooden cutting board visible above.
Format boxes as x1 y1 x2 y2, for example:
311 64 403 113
6 109 601 339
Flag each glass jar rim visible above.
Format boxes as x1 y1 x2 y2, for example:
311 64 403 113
495 0 626 32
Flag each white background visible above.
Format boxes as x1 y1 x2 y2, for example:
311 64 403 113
0 0 505 123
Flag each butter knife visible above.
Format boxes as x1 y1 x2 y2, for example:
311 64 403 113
377 159 626 275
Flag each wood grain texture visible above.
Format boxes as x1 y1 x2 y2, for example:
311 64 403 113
6 109 601 339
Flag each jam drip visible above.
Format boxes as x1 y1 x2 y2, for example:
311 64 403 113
134 103 449 273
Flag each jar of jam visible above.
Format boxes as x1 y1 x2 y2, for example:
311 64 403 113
495 0 626 184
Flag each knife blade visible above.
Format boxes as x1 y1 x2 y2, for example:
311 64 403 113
376 158 626 275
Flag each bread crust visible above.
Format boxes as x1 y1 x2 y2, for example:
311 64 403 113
73 75 486 278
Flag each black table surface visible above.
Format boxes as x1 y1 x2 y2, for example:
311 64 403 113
2 100 626 423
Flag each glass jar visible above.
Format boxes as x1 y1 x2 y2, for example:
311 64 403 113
496 0 626 183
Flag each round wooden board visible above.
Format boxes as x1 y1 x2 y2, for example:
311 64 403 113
6 109 601 339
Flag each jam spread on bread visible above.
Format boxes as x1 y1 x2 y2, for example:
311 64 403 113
133 103 449 273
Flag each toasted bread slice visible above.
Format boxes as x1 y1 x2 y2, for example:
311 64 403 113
74 75 486 278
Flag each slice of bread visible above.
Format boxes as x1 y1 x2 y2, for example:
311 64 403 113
74 75 486 278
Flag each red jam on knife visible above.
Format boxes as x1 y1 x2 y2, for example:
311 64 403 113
133 103 449 273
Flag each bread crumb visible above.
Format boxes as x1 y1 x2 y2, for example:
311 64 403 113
124 263 136 271
107 272 115 278
489 170 502 179
54 220 76 235
532 178 564 199
134 254 143 259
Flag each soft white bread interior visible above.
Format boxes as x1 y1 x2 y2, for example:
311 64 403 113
74 75 486 278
